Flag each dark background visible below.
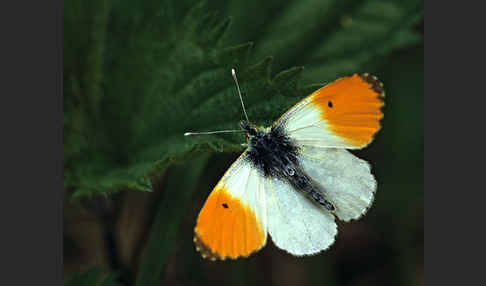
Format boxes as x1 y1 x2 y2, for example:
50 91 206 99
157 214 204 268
64 1 424 285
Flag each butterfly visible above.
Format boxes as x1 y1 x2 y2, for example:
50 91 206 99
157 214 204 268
185 69 384 260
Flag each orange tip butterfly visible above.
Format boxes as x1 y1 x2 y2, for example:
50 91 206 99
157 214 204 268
185 68 384 260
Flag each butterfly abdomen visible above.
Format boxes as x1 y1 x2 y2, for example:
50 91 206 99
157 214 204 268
287 171 335 211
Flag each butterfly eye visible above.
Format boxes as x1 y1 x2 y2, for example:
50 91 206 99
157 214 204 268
284 165 295 176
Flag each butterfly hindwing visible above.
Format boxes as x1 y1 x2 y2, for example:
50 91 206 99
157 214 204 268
194 153 267 260
298 145 377 222
265 177 337 256
276 74 384 149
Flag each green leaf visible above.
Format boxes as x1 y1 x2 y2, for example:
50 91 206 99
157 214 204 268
64 1 311 199
64 0 423 199
65 267 120 286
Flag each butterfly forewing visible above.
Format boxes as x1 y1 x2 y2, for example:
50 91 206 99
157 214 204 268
194 153 267 260
275 74 384 149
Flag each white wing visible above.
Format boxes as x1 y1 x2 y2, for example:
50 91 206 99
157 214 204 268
265 177 337 256
298 146 377 222
194 152 267 260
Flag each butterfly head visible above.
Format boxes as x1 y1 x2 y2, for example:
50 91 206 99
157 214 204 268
240 121 257 137
240 120 274 148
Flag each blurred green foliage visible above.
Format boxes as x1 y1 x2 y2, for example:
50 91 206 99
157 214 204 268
64 0 423 285
65 267 120 286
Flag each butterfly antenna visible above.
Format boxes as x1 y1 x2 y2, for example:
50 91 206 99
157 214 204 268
184 130 243 136
183 69 249 137
231 68 250 123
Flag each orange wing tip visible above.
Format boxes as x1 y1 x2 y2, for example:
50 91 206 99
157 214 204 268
193 187 266 260
309 73 385 148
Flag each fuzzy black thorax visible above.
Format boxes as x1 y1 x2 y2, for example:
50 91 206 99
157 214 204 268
241 121 299 179
240 121 335 211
